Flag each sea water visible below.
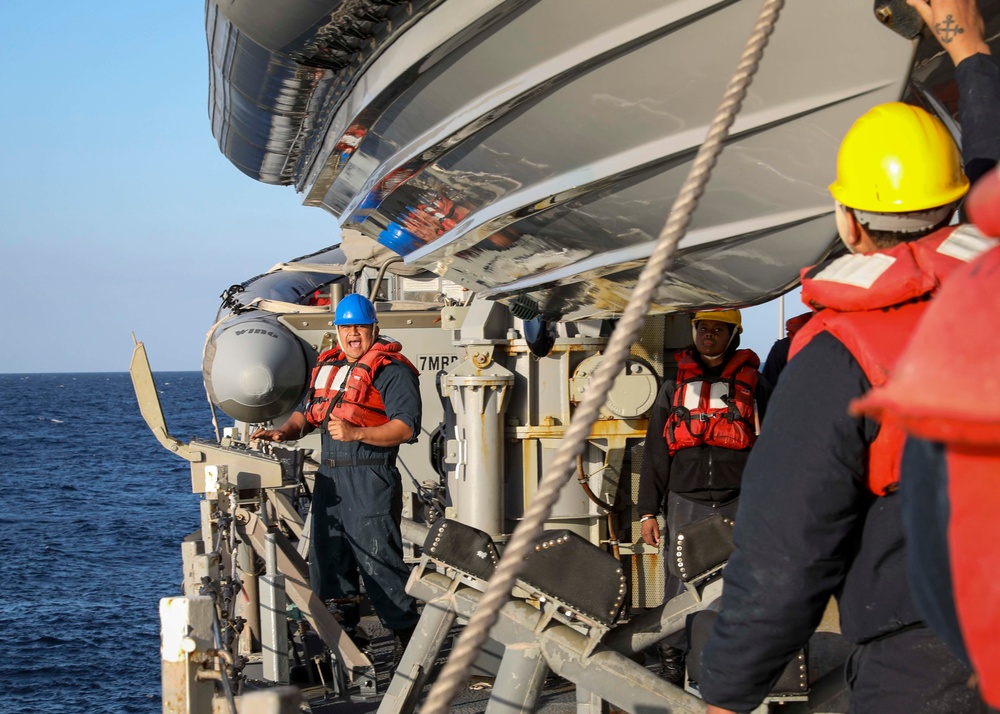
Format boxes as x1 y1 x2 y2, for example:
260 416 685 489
0 372 212 713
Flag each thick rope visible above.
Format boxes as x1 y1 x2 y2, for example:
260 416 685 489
421 1 786 711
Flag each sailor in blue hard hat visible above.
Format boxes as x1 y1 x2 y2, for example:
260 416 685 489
252 291 422 653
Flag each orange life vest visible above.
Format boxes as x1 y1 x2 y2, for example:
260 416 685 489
664 348 760 456
784 311 813 338
790 225 994 495
304 338 419 429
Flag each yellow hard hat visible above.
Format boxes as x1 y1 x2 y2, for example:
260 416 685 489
692 309 742 334
829 102 969 213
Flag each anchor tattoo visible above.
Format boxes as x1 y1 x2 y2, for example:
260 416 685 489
935 14 965 45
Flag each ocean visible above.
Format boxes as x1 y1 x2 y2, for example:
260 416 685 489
0 372 213 714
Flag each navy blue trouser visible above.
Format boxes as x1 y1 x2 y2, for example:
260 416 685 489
845 625 984 714
310 464 419 632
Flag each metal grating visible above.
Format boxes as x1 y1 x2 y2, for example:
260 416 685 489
630 315 666 380
628 440 666 609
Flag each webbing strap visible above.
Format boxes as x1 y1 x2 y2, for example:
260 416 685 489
321 457 392 468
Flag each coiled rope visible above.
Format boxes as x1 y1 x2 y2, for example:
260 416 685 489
421 1 786 711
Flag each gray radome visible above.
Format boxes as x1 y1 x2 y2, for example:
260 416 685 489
204 317 309 422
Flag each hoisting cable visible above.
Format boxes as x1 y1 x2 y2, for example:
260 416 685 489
576 456 621 560
421 1 787 711
210 612 240 714
576 456 616 513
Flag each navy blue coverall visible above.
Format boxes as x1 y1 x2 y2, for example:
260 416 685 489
310 359 421 634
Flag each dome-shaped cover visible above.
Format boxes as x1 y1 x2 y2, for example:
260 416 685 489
204 317 309 423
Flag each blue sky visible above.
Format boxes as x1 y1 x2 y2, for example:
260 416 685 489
0 3 333 374
0 2 798 374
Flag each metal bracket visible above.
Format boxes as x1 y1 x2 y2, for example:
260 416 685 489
233 508 374 678
129 338 201 462
466 344 494 369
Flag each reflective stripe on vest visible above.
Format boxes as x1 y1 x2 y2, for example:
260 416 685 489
791 225 994 495
664 348 760 456
304 338 418 429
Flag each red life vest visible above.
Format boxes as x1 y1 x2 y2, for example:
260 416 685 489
785 311 813 338
790 225 995 495
304 338 419 429
664 348 760 456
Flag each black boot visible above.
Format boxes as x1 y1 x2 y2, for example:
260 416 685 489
658 644 686 687
392 625 416 668
344 627 371 654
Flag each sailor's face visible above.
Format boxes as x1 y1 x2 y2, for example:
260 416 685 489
337 324 377 361
694 320 732 357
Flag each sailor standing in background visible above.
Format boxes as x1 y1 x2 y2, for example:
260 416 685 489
699 1 1000 711
636 309 770 686
760 311 812 387
253 293 421 654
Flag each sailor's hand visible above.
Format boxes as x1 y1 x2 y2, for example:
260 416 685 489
251 428 284 442
327 416 361 443
706 706 739 714
907 0 990 64
641 517 660 547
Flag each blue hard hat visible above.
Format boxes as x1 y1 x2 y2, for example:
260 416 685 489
334 294 378 325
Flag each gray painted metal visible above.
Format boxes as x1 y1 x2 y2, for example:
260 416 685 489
377 599 459 714
181 539 219 600
603 579 723 655
130 340 200 462
485 641 549 714
261 533 291 684
575 687 609 714
228 687 302 714
409 570 707 714
237 540 261 655
234 508 375 677
535 627 704 714
400 517 431 548
442 353 514 538
160 595 217 714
